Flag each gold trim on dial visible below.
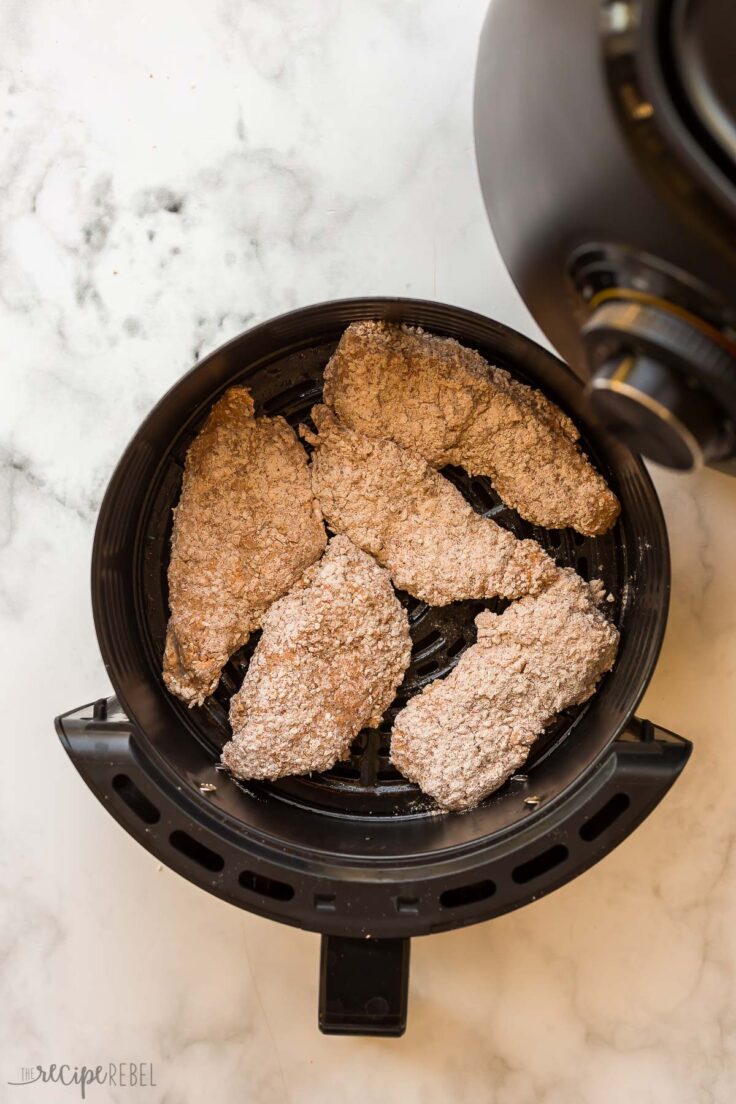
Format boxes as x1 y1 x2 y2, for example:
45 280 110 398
588 287 736 358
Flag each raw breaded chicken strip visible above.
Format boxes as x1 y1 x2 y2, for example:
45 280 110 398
391 570 619 810
302 405 557 606
323 321 620 536
222 536 411 780
163 386 326 707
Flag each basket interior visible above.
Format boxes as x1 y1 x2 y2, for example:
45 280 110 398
139 338 626 819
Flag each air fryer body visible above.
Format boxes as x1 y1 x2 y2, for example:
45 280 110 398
475 0 736 470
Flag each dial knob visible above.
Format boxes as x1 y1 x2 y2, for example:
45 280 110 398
582 299 736 470
587 354 724 470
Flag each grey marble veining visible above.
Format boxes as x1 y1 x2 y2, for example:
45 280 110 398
2 1 736 1101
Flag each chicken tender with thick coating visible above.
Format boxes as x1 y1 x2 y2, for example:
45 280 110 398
302 405 557 606
222 536 411 781
163 387 326 707
323 321 620 536
390 570 619 810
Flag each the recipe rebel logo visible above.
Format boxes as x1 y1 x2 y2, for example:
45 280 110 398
7 1062 156 1098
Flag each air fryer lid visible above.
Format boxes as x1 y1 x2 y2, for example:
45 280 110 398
56 299 691 1037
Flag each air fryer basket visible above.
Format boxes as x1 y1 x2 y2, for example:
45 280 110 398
56 298 691 1036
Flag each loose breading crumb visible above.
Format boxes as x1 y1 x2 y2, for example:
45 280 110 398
323 321 620 536
390 569 620 811
303 405 558 605
222 535 411 781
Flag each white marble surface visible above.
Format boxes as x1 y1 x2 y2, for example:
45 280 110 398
3 1 736 1101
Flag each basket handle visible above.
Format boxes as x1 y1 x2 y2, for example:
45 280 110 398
319 934 410 1037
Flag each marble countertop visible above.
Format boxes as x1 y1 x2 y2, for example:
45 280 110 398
3 1 736 1101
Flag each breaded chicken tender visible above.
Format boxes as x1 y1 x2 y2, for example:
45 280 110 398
222 536 411 781
323 321 620 536
163 387 326 706
302 405 557 606
391 570 619 810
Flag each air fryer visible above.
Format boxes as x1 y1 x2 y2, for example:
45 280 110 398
56 298 691 1036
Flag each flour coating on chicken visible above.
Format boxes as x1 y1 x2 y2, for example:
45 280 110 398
303 405 557 605
391 570 619 810
222 536 411 780
163 387 326 706
323 321 620 536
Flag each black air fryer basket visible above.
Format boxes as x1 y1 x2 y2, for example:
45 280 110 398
56 298 691 1036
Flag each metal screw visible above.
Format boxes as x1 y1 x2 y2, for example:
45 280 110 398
199 782 217 794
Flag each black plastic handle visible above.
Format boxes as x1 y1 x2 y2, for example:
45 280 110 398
319 935 410 1036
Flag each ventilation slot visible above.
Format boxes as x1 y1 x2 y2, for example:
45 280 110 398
416 659 440 676
376 768 398 781
240 870 295 901
445 638 467 659
331 765 361 780
112 774 160 825
217 668 240 697
394 588 426 621
350 734 366 755
262 380 321 417
169 830 224 872
512 844 568 884
577 555 589 580
471 479 497 510
415 628 442 651
440 879 496 909
580 793 631 841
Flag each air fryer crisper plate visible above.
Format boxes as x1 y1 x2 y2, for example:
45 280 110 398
56 299 690 1036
